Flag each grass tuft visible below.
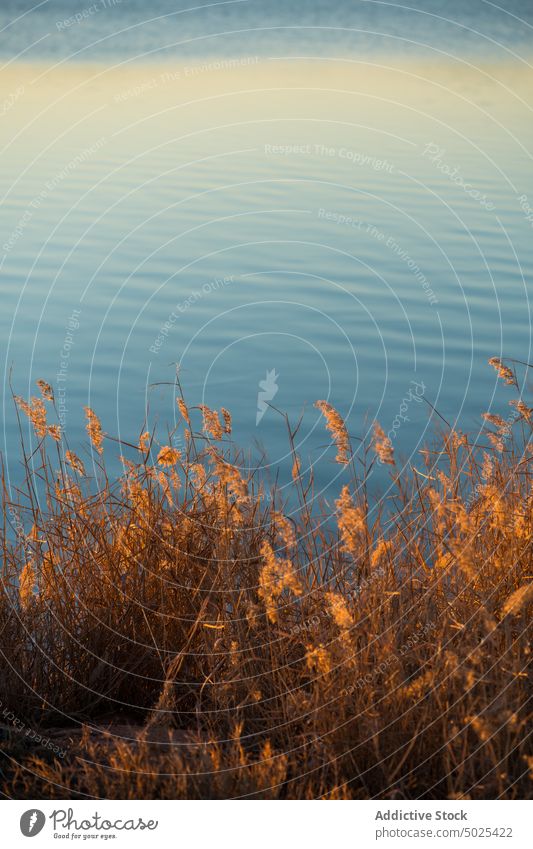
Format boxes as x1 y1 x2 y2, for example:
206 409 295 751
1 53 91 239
1 362 531 799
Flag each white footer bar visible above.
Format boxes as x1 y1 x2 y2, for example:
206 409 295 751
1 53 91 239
4 799 532 848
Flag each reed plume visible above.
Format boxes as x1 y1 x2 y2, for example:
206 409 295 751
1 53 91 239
36 379 54 401
373 421 395 465
65 450 86 476
84 406 104 454
315 400 352 464
157 446 181 467
336 485 365 555
177 397 191 425
488 356 517 386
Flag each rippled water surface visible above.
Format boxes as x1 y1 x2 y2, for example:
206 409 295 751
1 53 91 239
1 0 533 61
1 2 532 497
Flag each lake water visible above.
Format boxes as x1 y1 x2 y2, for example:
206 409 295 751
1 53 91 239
1 1 532 504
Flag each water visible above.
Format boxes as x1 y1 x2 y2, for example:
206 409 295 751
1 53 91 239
1 1 532 504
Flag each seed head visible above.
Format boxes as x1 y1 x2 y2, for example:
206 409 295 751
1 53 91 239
84 407 104 454
488 357 516 387
315 400 352 464
36 379 54 401
373 421 395 465
157 446 181 467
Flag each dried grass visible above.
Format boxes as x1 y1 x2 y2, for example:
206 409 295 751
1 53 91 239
1 365 531 799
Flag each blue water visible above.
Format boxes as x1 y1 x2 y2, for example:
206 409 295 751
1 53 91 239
1 1 532 505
